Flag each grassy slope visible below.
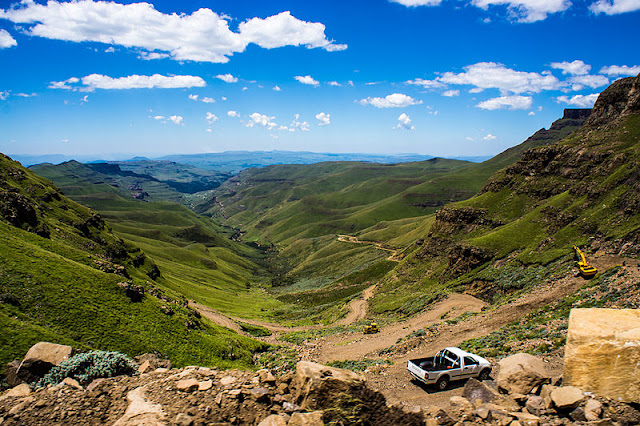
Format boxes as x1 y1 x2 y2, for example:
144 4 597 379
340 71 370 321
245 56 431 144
370 111 640 317
0 154 267 369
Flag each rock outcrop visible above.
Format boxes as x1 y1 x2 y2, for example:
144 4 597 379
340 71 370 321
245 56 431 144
585 73 640 127
5 342 72 386
563 308 640 403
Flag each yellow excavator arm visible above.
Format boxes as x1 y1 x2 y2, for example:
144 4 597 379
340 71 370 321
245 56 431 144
573 245 597 278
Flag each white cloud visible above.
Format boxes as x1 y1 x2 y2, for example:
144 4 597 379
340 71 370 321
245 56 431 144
201 96 215 103
470 0 571 22
406 78 445 89
51 74 205 91
205 112 218 124
0 3 346 63
556 93 599 107
568 74 609 90
599 65 640 77
216 73 238 83
528 111 535 116
105 46 115 53
289 114 310 132
273 85 281 91
359 93 422 108
442 90 460 97
0 91 9 100
138 51 169 60
439 62 560 94
227 111 240 118
476 95 533 110
315 112 331 126
483 134 497 140
16 92 36 98
394 113 415 130
328 81 341 87
246 112 277 129
81 95 88 102
49 77 79 90
389 0 442 6
152 115 165 120
294 75 320 86
590 0 640 15
550 60 590 75
0 29 16 48
188 94 199 101
169 115 183 125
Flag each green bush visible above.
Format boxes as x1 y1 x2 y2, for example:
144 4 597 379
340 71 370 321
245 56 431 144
36 350 138 387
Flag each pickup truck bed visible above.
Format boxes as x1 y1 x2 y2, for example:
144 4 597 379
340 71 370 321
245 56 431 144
407 347 491 391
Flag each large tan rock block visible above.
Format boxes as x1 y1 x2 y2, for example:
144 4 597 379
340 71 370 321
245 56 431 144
564 308 640 403
497 353 550 395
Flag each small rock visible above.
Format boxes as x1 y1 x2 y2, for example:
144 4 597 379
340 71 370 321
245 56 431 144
257 369 276 385
250 387 270 403
1 384 31 400
288 411 324 426
138 360 154 374
584 398 603 421
283 401 300 413
276 382 289 395
570 406 587 422
510 411 541 426
220 376 236 386
176 379 199 392
155 368 169 373
4 361 23 387
198 380 213 391
8 396 35 416
62 377 83 390
475 406 490 420
550 386 584 410
258 414 288 426
450 395 474 411
525 395 546 416
174 413 194 426
228 389 242 398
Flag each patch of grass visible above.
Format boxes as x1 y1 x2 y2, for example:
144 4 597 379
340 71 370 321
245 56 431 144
327 358 393 372
237 321 272 337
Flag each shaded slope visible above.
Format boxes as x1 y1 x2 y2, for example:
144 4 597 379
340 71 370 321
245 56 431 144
0 153 267 369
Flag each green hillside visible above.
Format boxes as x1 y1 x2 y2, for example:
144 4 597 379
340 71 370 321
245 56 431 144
369 75 640 317
0 154 268 370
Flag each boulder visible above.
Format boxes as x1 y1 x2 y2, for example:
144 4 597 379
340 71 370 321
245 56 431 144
564 308 640 403
134 353 171 370
176 379 199 392
462 378 519 411
17 342 73 383
4 360 22 387
0 383 31 400
525 395 546 416
497 353 550 395
550 386 584 410
584 399 603 421
293 361 363 411
258 415 288 426
289 411 324 426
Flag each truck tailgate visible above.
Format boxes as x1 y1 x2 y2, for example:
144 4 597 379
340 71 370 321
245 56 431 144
407 360 426 381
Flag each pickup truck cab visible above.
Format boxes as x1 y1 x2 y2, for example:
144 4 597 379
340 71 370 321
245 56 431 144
407 347 491 391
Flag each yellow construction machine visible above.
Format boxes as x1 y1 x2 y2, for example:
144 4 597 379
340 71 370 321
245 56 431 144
573 245 597 278
363 322 380 334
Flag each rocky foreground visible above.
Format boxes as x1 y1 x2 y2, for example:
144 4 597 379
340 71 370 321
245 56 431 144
2 349 640 425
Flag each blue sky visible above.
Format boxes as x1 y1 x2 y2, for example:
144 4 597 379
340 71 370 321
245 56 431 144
0 0 639 159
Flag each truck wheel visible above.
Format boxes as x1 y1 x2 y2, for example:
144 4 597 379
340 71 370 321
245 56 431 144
436 376 449 391
478 369 490 381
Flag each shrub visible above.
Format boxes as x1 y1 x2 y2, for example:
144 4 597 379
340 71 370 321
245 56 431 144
36 350 138 387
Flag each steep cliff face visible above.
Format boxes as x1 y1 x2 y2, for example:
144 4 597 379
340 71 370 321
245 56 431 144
585 73 640 127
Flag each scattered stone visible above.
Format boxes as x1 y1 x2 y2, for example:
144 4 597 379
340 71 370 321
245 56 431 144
463 378 498 404
293 361 363 411
4 361 22 387
8 396 35 416
220 376 236 386
510 411 541 426
475 406 490 420
1 384 31 400
258 369 276 385
62 377 83 390
138 361 154 374
176 379 199 392
584 399 603 421
134 353 171 370
250 387 270 403
258 414 288 426
450 396 474 411
288 411 324 426
112 386 166 426
283 401 300 413
550 386 584 410
564 308 640 403
497 353 550 395
174 413 194 426
569 406 587 422
524 395 546 416
198 380 213 391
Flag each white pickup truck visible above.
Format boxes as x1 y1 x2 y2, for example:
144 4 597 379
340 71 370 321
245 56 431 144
407 347 492 391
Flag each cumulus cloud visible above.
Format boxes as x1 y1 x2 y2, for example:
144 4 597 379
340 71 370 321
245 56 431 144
0 91 9 100
246 112 277 129
483 134 497 140
599 65 640 76
316 112 331 126
294 75 320 86
0 2 346 63
389 0 442 6
590 0 640 15
227 111 240 118
439 62 560 94
50 74 205 91
470 0 571 22
205 112 218 124
359 93 422 108
189 94 215 103
169 115 183 125
568 74 609 90
442 90 460 97
550 60 590 75
556 93 599 107
394 113 415 130
289 114 310 131
0 29 16 48
273 85 281 91
476 95 533 110
328 81 341 87
406 78 445 89
216 74 238 83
